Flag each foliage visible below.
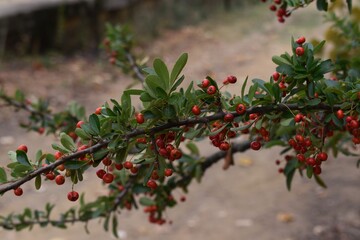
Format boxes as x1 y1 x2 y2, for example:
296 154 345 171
0 0 359 237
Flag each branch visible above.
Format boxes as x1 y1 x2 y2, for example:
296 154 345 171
0 94 53 122
125 53 145 83
0 102 341 194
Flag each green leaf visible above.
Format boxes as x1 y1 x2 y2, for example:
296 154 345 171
313 40 326 54
170 75 185 93
124 89 144 95
286 169 295 191
143 162 155 185
158 157 166 178
140 92 154 102
195 164 203 183
93 149 109 161
306 165 313 178
75 128 91 140
145 75 165 97
139 197 156 206
346 0 352 13
316 0 328 11
272 56 292 66
163 104 176 119
112 215 119 238
64 160 88 170
52 143 71 154
241 76 248 99
314 174 327 188
0 167 7 183
60 132 76 151
280 118 294 127
186 142 200 156
154 58 170 90
89 114 100 135
8 151 17 162
16 150 31 166
307 98 321 106
35 175 42 190
170 53 188 84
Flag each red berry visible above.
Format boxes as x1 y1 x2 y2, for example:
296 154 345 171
223 79 229 85
170 149 182 160
201 79 210 88
76 120 84 128
336 109 344 119
115 163 123 170
123 161 133 169
95 107 102 115
269 5 277 11
295 135 304 143
17 144 28 153
349 120 359 129
180 196 186 202
102 173 114 184
192 105 201 115
147 180 158 189
67 191 79 202
306 157 316 166
164 168 173 177
54 151 63 160
102 157 112 166
14 187 23 196
278 17 285 23
296 36 306 45
274 0 282 4
294 113 303 123
313 165 322 175
296 154 306 162
130 166 138 174
224 113 234 122
227 75 237 84
250 141 261 150
38 127 45 134
136 113 145 124
272 72 280 81
236 104 246 115
55 175 65 185
46 172 55 180
219 142 230 151
295 47 305 56
317 152 328 161
96 169 106 179
159 148 169 157
207 85 216 95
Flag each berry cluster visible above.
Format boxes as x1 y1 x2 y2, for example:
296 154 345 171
261 0 291 23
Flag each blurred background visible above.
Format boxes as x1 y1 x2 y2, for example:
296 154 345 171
0 1 359 240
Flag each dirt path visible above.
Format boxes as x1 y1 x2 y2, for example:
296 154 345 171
0 4 359 240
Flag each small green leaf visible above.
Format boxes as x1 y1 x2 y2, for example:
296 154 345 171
170 53 188 84
8 151 17 162
163 104 176 119
52 143 71 154
306 165 313 178
60 132 76 151
154 58 170 90
272 56 292 66
75 128 91 140
313 40 326 54
280 118 294 127
0 167 7 183
195 164 203 183
307 98 321 106
112 215 119 238
140 92 154 102
139 197 156 206
64 160 88 170
89 114 100 135
286 169 295 191
186 142 200 156
316 0 328 11
314 174 327 188
16 150 31 166
35 175 42 190
346 0 352 13
241 76 248 99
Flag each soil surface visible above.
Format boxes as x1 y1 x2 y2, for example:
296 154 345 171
0 4 359 240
